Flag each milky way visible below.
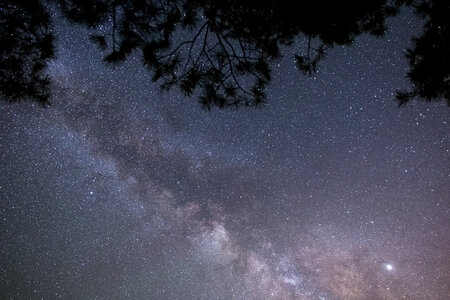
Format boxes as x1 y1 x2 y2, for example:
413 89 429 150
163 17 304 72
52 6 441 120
1 9 449 300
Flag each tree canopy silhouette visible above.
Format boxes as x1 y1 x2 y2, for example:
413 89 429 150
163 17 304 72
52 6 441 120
1 0 449 107
395 0 450 106
0 0 55 104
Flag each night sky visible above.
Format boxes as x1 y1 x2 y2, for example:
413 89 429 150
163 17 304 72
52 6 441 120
1 8 449 300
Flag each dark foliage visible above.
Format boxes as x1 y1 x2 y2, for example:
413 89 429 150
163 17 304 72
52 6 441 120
0 0 55 104
396 0 450 106
58 0 401 108
0 0 448 107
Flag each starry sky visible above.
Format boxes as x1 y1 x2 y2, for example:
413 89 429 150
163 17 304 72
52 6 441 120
1 8 449 300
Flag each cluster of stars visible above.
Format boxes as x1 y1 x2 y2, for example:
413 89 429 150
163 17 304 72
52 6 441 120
0 7 448 300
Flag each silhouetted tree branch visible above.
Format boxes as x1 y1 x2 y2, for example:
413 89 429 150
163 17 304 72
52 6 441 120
1 0 449 107
0 0 55 104
396 0 450 106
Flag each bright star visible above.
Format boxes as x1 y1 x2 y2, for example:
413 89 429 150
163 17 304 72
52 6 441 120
385 263 394 271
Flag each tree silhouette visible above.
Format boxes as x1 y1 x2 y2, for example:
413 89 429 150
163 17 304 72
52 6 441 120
0 0 55 104
395 0 450 106
58 0 400 108
1 0 448 107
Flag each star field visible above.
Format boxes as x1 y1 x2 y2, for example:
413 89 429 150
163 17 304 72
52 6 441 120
1 9 449 300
